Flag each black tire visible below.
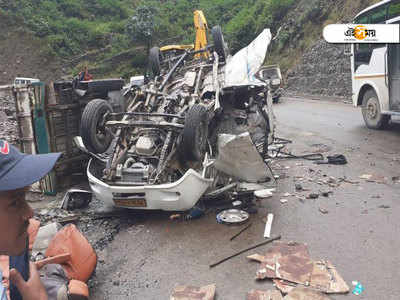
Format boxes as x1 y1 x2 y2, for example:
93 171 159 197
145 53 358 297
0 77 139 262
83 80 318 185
149 47 161 76
272 96 280 103
211 25 227 62
81 99 113 153
361 89 390 129
181 104 209 161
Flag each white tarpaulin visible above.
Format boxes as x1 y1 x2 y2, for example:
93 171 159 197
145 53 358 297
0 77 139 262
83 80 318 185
224 29 272 87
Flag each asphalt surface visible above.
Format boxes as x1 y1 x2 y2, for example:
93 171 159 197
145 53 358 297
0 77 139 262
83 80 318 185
91 96 400 299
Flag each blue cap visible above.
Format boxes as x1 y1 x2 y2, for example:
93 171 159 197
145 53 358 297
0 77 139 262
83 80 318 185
0 140 61 192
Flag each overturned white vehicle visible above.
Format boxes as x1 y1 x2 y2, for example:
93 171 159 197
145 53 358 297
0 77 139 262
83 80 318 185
78 28 275 211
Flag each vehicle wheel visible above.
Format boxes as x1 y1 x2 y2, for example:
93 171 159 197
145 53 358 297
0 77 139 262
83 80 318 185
181 104 208 161
149 47 161 76
81 99 113 153
362 89 390 129
211 25 227 62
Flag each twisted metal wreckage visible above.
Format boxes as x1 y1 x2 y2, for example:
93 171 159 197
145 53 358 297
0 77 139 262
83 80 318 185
76 27 277 211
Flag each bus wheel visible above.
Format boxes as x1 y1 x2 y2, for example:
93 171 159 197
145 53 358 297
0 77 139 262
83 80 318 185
362 89 390 129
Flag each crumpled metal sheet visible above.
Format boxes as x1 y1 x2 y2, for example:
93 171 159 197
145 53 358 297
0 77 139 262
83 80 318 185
283 287 332 300
248 241 310 280
248 242 349 295
276 254 314 285
247 289 283 300
170 284 216 300
214 132 271 182
224 29 272 88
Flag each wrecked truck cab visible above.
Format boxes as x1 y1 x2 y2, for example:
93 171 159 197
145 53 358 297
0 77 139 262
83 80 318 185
82 28 275 211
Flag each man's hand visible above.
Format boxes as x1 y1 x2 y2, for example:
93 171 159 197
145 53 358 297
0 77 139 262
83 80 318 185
9 262 48 300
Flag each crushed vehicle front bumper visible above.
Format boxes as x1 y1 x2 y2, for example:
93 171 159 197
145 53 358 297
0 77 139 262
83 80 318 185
87 159 213 211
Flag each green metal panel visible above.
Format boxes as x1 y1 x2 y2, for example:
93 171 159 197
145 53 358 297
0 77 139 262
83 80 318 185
31 82 57 195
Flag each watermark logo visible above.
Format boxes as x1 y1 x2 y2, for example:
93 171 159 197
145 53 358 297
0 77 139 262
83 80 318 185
323 24 399 43
344 25 376 40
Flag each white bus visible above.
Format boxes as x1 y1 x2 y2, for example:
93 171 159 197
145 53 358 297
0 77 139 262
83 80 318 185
351 0 400 129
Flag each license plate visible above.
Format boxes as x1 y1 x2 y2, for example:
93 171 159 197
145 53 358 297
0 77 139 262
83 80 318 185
114 198 147 207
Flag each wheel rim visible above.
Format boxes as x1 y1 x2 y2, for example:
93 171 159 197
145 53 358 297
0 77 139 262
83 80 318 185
366 98 378 120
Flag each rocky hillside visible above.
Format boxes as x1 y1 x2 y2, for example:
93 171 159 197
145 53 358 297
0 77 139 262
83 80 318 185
267 0 380 99
285 41 351 98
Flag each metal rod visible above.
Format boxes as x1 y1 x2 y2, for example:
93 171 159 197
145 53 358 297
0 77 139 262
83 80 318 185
110 112 184 120
209 235 281 268
106 120 184 129
230 223 252 241
160 52 189 91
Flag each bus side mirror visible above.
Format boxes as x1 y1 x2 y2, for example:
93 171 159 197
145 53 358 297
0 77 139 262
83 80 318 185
344 44 352 56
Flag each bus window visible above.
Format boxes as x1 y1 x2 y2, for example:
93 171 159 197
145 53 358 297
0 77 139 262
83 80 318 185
370 5 387 23
355 14 369 24
371 43 386 50
388 1 400 20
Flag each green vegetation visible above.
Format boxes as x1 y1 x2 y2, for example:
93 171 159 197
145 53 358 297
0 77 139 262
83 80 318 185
0 0 381 79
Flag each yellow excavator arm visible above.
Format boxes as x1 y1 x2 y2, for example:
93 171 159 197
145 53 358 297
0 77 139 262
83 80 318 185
193 10 209 58
159 10 209 59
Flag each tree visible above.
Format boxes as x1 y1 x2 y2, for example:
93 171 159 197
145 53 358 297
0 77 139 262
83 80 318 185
126 4 160 52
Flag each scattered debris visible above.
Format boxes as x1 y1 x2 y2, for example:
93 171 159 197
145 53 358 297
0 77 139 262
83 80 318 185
232 200 242 207
315 154 347 165
307 193 319 199
254 188 275 198
60 189 92 210
247 289 283 300
296 195 306 203
280 199 288 204
321 191 333 197
309 143 332 154
378 205 390 209
264 213 274 238
295 183 304 191
170 214 182 220
230 223 252 241
359 174 387 184
184 206 205 220
319 207 329 214
283 286 332 300
170 284 216 300
248 241 349 294
204 183 237 199
216 209 249 225
352 281 364 296
210 235 281 268
338 177 359 184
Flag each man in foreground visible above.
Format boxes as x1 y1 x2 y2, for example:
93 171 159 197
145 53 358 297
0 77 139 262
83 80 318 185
0 140 61 300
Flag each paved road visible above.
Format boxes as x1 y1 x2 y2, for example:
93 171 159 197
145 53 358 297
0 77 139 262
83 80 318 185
91 97 400 299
